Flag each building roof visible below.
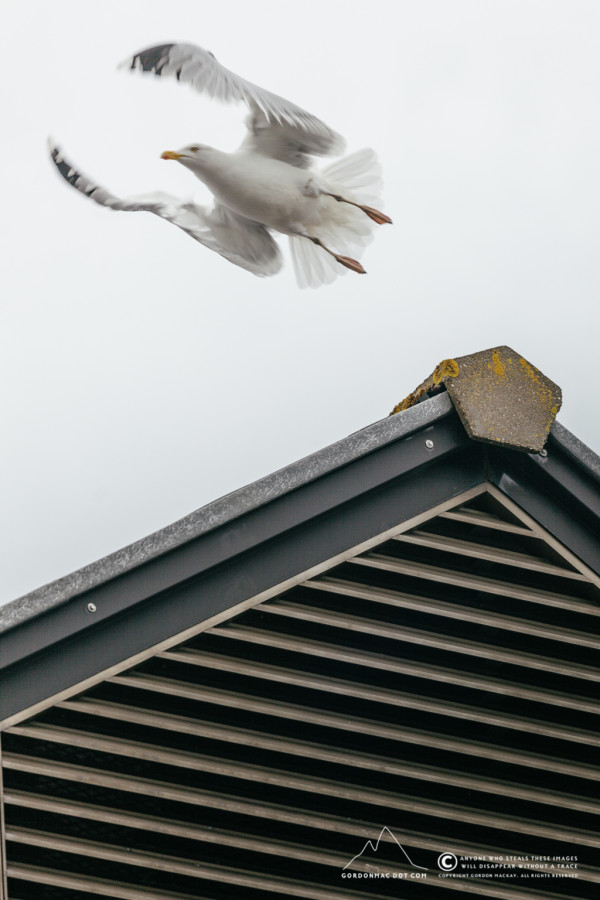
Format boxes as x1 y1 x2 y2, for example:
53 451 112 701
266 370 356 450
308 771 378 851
1 377 600 728
3 392 599 637
3 365 600 899
0 394 454 636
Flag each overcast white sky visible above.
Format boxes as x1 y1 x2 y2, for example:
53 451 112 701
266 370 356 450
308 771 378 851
1 0 599 604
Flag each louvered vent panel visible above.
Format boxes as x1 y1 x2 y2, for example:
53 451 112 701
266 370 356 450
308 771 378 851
3 493 600 899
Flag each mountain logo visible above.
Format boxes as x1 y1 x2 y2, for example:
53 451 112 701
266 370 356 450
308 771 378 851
343 827 428 871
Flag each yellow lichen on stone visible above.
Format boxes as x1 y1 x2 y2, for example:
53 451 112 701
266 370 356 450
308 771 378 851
433 358 459 384
519 357 554 404
519 357 542 385
489 350 509 378
390 358 459 416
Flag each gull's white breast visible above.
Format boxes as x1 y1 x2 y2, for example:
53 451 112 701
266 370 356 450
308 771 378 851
199 151 326 235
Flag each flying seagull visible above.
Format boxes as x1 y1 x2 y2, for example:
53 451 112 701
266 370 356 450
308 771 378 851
50 43 391 288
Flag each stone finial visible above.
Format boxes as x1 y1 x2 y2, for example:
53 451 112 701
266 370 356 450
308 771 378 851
390 346 562 453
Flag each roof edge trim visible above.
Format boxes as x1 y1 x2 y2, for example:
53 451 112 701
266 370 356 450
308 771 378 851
1 394 454 633
549 421 600 485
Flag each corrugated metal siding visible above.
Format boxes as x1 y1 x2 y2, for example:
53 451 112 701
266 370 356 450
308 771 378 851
2 493 599 899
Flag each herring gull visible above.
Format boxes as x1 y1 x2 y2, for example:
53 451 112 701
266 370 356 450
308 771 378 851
50 43 391 288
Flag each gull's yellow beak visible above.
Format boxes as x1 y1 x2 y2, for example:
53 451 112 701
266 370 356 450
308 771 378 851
161 150 183 160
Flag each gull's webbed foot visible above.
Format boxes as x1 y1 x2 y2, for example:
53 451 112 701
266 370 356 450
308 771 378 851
333 254 366 274
308 235 366 275
358 205 392 225
326 192 392 225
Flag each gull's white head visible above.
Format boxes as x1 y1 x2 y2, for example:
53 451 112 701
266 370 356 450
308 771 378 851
161 144 217 172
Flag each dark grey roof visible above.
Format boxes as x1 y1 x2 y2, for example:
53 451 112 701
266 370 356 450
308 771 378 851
0 393 455 635
2 392 600 641
3 385 600 729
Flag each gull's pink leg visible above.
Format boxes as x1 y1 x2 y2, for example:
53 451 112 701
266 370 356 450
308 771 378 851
308 236 366 274
326 192 392 225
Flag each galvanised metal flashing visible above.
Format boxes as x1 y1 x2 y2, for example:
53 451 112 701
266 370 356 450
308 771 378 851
1 391 599 729
0 393 455 636
551 419 600 484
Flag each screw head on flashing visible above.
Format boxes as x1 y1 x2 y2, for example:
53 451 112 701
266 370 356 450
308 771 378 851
87 602 97 613
425 439 434 450
539 448 548 458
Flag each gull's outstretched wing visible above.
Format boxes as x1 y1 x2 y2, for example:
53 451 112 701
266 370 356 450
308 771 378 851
49 142 283 277
122 43 345 166
238 109 339 169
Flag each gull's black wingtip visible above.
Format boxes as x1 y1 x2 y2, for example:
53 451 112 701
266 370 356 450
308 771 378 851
118 43 176 74
48 139 81 188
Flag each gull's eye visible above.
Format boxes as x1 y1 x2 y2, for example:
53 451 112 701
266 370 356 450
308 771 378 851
190 145 200 152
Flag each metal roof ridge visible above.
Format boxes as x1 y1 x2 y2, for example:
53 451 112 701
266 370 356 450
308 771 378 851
0 394 454 633
549 420 600 484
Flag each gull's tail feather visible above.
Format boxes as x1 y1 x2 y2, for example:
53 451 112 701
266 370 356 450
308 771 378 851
321 147 384 206
289 236 347 290
290 148 385 289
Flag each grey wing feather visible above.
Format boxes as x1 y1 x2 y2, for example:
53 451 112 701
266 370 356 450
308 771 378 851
239 110 338 169
121 43 345 165
49 142 283 277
